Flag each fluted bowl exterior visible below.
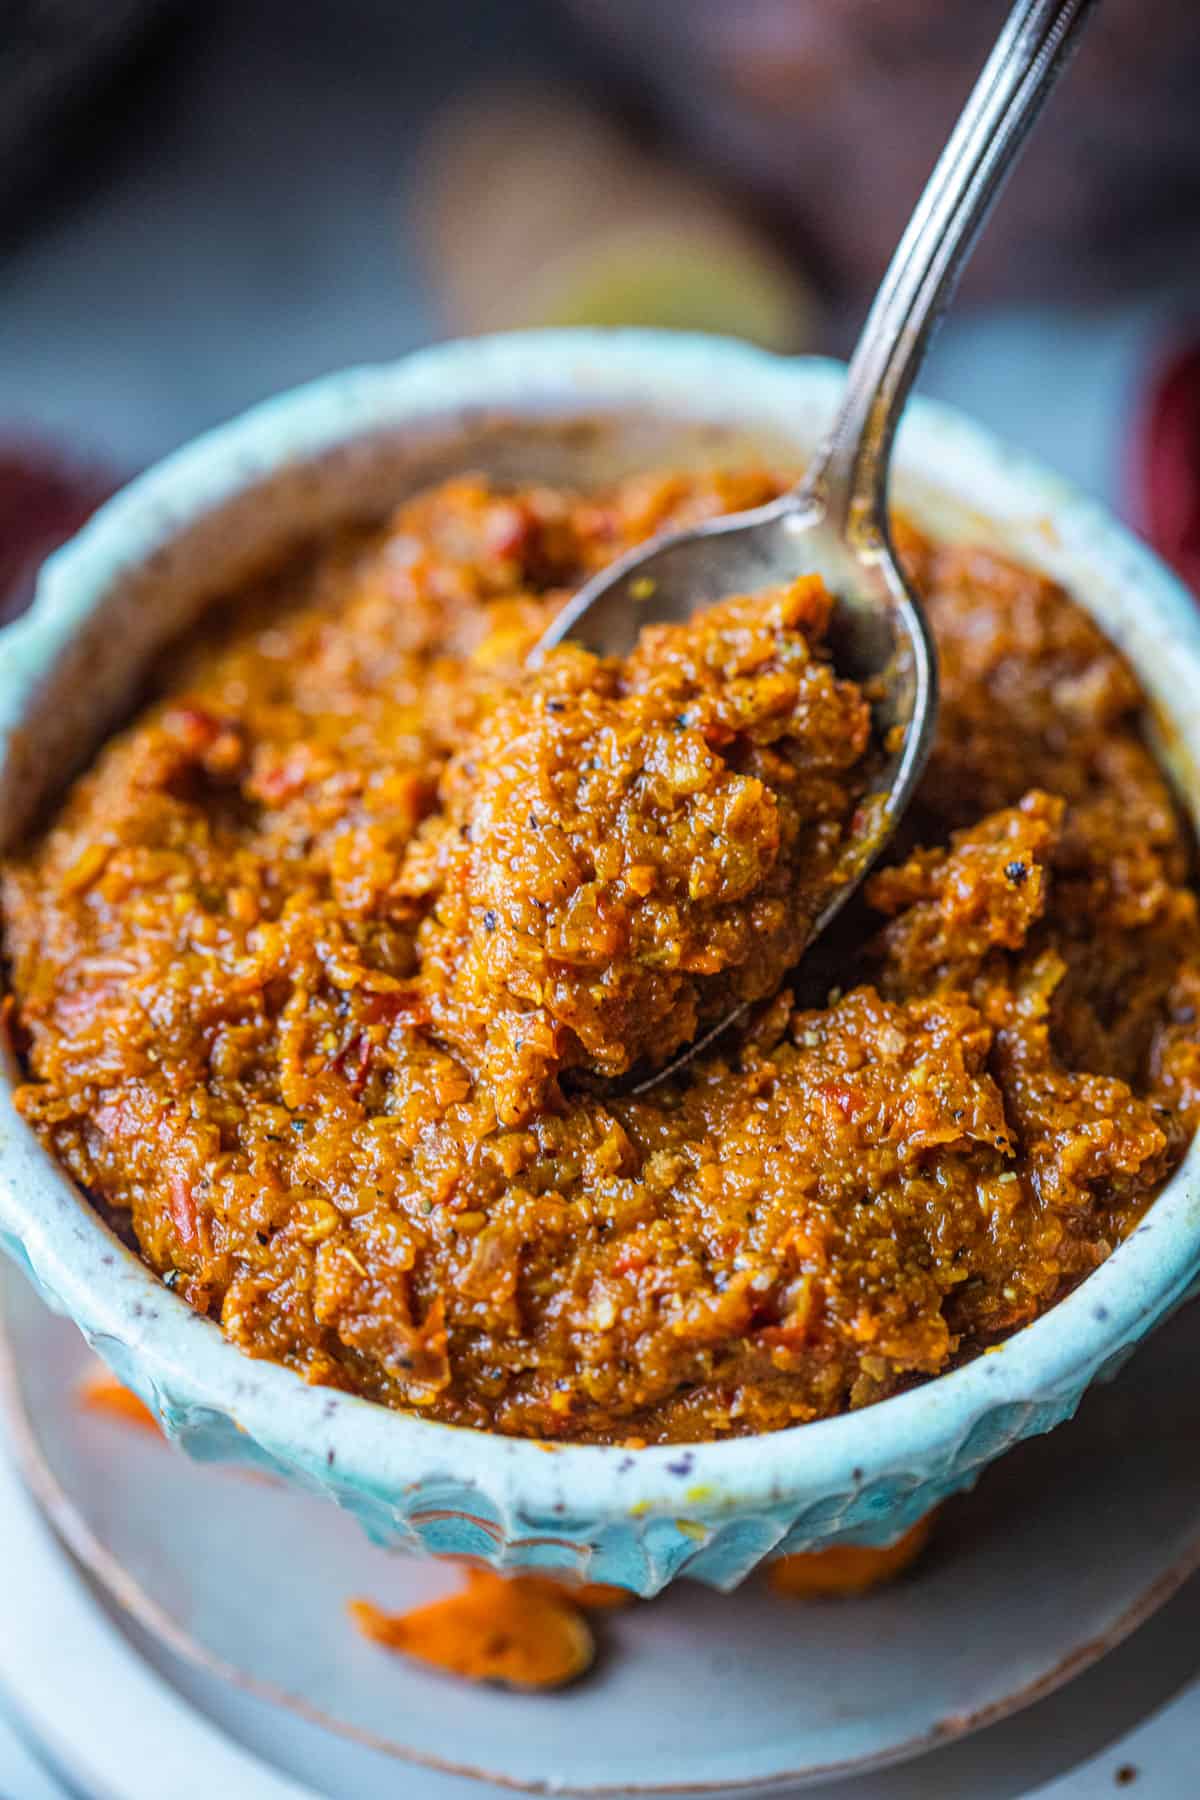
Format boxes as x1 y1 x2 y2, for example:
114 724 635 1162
2 331 1199 1594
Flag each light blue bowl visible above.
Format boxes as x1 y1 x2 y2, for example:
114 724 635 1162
3 330 1199 1595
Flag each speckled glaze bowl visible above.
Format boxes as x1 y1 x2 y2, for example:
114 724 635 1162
2 331 1199 1596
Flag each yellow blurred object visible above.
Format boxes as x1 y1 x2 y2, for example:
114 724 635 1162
767 1511 937 1598
415 84 818 351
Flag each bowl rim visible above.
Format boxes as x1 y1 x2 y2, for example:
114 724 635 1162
3 326 1200 1527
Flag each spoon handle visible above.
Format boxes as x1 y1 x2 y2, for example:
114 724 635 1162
800 0 1098 545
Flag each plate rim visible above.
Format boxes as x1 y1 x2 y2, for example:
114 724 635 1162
0 1411 313 1800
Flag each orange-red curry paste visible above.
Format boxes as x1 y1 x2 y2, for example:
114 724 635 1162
4 469 1199 1443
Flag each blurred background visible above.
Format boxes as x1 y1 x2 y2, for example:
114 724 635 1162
2 0 1200 598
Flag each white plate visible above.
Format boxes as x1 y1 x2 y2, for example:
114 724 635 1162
6 1260 1200 1797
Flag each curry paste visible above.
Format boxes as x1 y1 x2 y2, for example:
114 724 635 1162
5 469 1199 1442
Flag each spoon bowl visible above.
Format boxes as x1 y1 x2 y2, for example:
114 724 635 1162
539 490 938 1088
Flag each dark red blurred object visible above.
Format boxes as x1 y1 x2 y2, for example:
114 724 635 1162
1131 341 1200 599
0 443 116 627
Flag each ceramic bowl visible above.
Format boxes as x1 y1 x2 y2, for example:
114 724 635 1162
2 330 1199 1596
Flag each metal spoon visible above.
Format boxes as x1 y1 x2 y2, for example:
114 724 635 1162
535 0 1097 1094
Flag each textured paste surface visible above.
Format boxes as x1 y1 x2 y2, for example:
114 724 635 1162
4 470 1199 1447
